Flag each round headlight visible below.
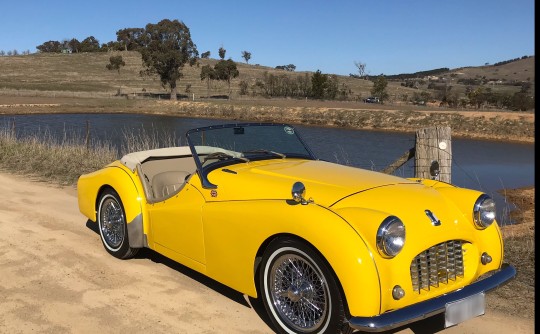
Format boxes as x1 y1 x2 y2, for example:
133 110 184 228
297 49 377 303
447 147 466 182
473 194 496 229
376 216 405 258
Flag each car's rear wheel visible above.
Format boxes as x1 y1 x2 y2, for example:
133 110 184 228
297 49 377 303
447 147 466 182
97 189 139 259
259 238 352 334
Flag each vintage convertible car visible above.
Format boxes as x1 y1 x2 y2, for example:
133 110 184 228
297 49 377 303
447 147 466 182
77 123 516 334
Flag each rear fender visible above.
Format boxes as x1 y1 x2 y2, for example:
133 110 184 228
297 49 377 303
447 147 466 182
77 162 145 248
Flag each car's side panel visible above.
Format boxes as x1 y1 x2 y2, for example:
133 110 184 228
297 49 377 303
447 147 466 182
200 200 383 317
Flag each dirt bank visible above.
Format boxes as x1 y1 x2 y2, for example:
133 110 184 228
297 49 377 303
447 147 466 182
0 172 534 333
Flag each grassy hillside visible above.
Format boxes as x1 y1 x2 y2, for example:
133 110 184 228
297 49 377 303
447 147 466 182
1 51 533 103
448 56 535 83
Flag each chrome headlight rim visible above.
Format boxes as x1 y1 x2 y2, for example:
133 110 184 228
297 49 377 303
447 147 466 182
473 194 496 229
376 216 406 258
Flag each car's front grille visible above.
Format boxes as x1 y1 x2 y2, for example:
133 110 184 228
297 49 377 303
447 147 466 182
410 240 465 293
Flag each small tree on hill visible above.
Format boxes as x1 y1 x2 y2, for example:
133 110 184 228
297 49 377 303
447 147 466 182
106 55 126 73
371 75 389 101
214 59 239 99
37 40 62 53
200 64 216 98
241 51 251 64
201 51 211 59
311 70 327 99
106 55 126 95
68 38 81 53
80 36 101 52
218 46 226 60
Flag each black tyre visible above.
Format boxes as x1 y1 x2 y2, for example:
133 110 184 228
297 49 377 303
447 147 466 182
97 189 139 259
259 238 352 334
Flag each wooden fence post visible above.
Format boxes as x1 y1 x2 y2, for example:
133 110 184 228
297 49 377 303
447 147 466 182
85 120 90 150
415 126 452 183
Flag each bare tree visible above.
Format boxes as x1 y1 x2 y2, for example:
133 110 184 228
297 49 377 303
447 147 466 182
354 61 367 79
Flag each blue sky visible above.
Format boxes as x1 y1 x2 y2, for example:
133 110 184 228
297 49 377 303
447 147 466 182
0 0 534 76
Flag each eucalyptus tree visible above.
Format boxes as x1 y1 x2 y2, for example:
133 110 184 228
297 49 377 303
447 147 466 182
116 28 146 51
139 19 199 100
36 40 62 53
106 55 126 95
106 55 125 73
371 75 389 101
241 51 251 64
214 59 239 99
311 70 327 99
80 36 101 52
218 46 226 60
200 64 216 98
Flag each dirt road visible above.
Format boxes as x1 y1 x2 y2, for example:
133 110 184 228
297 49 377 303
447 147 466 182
0 172 533 333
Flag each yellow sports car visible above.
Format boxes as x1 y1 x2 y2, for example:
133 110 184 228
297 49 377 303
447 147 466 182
77 123 515 334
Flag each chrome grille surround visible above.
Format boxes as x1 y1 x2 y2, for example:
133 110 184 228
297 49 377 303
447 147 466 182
410 240 465 293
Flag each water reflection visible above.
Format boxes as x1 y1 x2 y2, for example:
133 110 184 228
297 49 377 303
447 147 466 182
1 113 534 224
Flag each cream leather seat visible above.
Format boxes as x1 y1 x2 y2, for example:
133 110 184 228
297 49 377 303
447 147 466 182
151 171 190 200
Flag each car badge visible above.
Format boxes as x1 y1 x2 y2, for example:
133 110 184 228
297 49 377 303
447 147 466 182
210 190 218 198
425 210 441 226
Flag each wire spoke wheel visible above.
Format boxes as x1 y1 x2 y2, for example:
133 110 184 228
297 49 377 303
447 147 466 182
97 189 138 259
269 253 329 332
99 196 125 250
260 239 351 334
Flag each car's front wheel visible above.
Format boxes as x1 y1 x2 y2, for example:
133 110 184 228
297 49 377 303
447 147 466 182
259 238 352 334
97 189 139 259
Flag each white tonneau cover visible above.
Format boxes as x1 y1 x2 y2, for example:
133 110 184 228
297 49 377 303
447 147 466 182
120 146 192 171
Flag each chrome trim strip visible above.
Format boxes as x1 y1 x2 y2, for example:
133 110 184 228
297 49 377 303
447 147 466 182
127 213 144 248
348 264 516 332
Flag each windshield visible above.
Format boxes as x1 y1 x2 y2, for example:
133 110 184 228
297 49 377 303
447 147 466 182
186 123 316 188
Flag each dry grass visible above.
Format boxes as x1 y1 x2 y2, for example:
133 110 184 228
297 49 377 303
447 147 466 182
486 186 535 319
0 122 185 185
0 127 117 185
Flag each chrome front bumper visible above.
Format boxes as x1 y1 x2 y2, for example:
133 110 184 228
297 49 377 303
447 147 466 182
348 264 516 332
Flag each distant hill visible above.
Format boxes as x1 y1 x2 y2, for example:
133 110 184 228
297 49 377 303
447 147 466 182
446 56 535 83
0 52 534 103
379 56 534 83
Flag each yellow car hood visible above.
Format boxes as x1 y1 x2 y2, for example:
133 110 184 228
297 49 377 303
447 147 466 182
204 159 416 206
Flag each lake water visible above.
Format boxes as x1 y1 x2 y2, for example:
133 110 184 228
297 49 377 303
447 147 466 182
1 113 534 224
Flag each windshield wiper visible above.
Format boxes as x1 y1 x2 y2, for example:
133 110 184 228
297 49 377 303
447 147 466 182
242 149 286 158
203 152 249 164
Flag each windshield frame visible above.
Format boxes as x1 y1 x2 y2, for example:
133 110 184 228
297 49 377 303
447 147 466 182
186 123 317 189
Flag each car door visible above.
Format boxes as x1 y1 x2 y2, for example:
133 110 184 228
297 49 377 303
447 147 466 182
147 182 206 268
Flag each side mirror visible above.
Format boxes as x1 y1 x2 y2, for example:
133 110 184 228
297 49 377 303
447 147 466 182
291 182 306 203
430 160 440 179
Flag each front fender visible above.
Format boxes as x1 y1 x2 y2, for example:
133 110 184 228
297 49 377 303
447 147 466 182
201 200 382 317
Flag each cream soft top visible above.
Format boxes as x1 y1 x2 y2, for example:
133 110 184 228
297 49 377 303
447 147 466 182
120 146 192 171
